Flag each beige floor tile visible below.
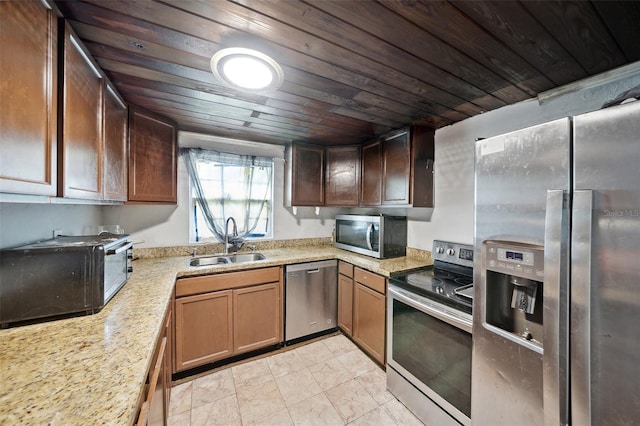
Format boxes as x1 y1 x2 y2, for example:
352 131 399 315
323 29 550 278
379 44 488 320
294 340 334 367
308 357 355 391
325 379 379 423
266 349 307 378
167 410 190 426
192 368 236 409
169 380 193 416
347 406 397 426
190 394 241 426
275 368 322 407
336 349 378 377
288 393 344 426
247 408 294 426
355 368 395 405
231 358 273 391
236 378 287 424
322 334 359 357
382 399 424 426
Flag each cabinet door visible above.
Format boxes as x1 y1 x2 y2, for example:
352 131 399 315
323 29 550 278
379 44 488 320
128 107 177 203
0 0 58 196
286 143 324 206
338 273 354 336
325 145 360 206
382 129 411 205
174 290 233 372
59 22 104 200
353 282 386 364
103 83 127 201
360 140 382 206
233 282 282 354
410 125 435 208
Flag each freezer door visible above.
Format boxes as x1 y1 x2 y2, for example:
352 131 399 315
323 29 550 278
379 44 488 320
473 118 570 426
572 101 640 425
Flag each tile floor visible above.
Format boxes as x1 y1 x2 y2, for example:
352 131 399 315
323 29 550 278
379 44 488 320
167 334 424 425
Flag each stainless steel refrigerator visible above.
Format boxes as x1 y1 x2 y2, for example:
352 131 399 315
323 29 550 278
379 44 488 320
472 100 640 425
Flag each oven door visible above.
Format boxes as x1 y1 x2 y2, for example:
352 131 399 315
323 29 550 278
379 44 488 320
103 241 133 305
387 285 472 425
334 216 380 257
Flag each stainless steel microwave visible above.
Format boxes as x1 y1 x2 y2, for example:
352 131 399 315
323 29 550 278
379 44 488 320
335 214 407 258
0 234 133 327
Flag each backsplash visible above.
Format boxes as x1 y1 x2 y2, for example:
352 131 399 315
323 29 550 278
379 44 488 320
134 237 432 262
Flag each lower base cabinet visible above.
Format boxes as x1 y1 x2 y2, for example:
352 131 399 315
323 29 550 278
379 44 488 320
352 267 387 365
174 267 283 373
337 261 354 336
137 299 173 426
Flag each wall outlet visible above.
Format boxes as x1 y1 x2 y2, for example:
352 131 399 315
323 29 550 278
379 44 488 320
53 229 62 238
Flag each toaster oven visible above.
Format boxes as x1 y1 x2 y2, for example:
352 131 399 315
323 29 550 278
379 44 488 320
0 234 133 327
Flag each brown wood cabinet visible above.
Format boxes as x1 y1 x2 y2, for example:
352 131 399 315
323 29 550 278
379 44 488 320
0 0 58 196
285 143 324 206
361 125 435 207
325 145 360 206
137 300 173 426
103 82 128 201
174 267 283 372
337 261 354 336
128 106 177 203
58 21 104 200
360 140 382 206
381 129 411 205
352 267 386 365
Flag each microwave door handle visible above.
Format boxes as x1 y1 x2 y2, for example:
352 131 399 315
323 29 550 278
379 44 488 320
107 241 133 255
366 224 374 251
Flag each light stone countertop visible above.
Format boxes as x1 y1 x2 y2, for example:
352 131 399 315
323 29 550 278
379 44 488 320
0 246 431 425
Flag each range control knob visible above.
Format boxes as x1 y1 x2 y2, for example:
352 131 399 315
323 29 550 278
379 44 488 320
436 246 445 254
447 248 455 256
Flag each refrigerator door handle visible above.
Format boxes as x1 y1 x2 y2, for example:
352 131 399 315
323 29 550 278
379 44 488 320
571 190 594 426
543 189 570 426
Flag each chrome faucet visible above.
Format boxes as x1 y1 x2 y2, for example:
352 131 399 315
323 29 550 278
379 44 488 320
224 217 238 254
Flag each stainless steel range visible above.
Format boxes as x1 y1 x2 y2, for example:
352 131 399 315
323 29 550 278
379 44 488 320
387 240 473 426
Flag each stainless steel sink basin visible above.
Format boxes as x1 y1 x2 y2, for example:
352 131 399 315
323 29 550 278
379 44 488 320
189 256 230 267
189 253 266 267
227 253 266 263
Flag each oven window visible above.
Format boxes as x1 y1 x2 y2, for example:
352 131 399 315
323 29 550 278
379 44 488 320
392 299 471 417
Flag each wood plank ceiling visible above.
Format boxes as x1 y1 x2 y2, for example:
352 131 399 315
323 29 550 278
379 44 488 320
55 0 640 146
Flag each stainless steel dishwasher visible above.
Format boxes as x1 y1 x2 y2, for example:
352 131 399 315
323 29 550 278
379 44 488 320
285 259 338 343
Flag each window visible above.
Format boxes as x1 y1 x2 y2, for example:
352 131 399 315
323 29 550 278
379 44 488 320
183 148 273 243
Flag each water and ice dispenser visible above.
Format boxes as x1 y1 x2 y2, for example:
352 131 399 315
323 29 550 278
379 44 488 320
483 241 544 350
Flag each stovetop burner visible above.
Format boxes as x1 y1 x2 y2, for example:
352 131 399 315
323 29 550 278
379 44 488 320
390 240 474 314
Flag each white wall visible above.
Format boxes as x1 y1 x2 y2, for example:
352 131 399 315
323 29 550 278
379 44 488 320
408 71 640 251
101 152 345 248
2 68 638 250
0 203 102 248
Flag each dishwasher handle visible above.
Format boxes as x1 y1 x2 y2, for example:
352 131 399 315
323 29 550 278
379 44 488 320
306 268 320 274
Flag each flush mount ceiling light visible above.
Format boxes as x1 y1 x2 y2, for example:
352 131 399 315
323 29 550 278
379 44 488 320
211 47 284 93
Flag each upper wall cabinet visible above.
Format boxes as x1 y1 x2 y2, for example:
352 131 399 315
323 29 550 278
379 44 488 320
325 145 361 207
0 1 58 196
361 125 434 207
103 82 128 202
128 106 178 204
285 143 325 207
58 21 104 200
360 139 382 206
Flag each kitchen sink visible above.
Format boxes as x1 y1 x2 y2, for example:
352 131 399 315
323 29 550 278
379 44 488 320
189 253 266 267
227 253 266 263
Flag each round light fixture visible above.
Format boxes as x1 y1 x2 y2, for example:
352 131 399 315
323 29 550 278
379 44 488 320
211 48 284 93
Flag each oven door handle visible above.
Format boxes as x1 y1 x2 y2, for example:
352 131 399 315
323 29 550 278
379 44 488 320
107 241 133 255
366 224 374 251
389 286 472 334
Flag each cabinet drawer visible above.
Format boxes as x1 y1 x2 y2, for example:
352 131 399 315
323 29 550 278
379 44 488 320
176 267 281 297
354 267 386 295
338 261 354 278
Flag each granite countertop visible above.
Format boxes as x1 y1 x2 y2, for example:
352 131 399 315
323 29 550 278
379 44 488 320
0 245 431 424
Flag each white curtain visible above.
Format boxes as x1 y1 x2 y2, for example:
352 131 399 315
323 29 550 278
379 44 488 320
182 148 272 243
